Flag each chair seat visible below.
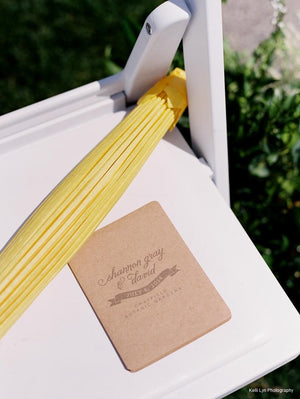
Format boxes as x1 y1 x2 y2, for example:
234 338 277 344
0 87 299 399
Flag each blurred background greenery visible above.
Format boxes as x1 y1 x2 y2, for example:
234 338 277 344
0 0 299 397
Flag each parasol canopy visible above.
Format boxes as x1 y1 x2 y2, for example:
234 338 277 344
0 68 187 339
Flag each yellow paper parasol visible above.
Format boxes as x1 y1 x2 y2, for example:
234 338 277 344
0 68 187 339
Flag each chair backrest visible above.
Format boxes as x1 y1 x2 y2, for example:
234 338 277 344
121 0 230 203
183 0 229 203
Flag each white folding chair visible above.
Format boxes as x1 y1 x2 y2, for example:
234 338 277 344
0 1 299 398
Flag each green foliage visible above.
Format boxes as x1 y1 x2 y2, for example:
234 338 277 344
224 24 300 396
224 27 300 307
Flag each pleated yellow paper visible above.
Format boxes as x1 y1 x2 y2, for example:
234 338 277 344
0 68 187 339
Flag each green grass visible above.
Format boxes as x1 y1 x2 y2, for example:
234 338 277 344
0 0 160 114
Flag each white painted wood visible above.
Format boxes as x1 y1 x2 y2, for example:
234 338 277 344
0 74 124 136
0 74 125 154
183 0 230 204
0 105 299 399
123 0 190 103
